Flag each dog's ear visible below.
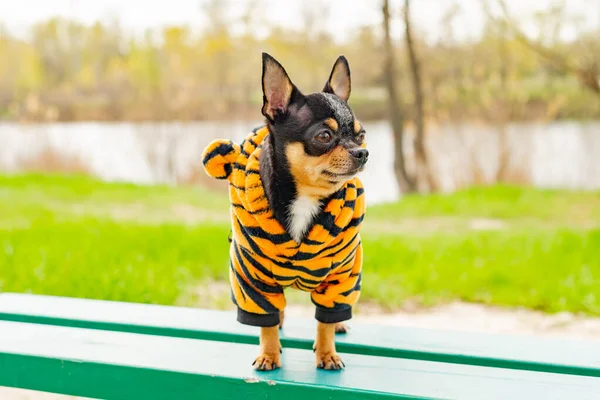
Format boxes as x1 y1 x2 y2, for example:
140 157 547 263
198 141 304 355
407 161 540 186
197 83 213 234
262 53 295 120
323 55 351 102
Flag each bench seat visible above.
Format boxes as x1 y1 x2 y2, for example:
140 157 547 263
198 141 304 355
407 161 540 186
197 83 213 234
0 293 598 377
1 320 600 400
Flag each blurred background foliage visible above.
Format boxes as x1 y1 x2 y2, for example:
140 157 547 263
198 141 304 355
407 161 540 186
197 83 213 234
0 0 598 123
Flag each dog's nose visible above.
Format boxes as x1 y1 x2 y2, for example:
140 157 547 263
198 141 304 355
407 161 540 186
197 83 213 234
349 148 369 164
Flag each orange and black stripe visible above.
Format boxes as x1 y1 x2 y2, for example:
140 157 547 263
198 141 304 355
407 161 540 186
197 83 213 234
202 126 366 327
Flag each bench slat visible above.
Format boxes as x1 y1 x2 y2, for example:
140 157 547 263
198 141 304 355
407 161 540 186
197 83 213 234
0 293 599 378
1 321 600 400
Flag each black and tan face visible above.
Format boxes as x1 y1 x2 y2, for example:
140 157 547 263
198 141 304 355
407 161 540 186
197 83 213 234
261 53 368 196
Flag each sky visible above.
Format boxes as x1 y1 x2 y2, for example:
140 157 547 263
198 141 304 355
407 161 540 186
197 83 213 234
0 0 598 43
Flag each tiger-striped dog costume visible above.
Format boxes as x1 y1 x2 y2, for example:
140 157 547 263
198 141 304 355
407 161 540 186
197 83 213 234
202 126 365 327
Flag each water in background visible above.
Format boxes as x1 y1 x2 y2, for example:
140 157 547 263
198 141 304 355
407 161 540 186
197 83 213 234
1 120 600 205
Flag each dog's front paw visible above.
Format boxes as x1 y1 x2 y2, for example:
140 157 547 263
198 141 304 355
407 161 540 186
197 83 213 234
316 351 345 370
253 351 281 371
334 322 349 334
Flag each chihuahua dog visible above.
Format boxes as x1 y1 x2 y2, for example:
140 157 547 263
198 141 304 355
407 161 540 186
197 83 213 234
202 53 367 371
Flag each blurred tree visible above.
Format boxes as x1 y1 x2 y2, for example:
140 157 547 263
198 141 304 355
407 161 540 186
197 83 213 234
498 0 600 97
201 0 234 116
237 0 263 117
382 0 437 194
382 0 414 194
404 0 436 192
299 1 332 90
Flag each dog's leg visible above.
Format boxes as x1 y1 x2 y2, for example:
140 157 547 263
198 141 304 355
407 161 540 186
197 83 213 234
334 322 349 334
253 326 281 371
279 309 285 329
314 322 345 370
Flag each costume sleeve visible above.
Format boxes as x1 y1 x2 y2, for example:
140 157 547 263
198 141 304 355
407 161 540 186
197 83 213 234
202 139 241 181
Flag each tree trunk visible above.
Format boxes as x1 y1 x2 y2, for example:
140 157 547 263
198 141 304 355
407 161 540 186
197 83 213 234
382 0 415 194
403 0 435 192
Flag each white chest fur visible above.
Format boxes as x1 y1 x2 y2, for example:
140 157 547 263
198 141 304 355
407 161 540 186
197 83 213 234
288 195 321 243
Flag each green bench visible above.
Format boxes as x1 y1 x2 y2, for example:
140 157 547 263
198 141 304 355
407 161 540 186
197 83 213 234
0 293 598 399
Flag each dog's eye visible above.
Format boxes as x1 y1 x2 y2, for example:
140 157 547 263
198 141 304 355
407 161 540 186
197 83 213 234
316 131 332 143
356 132 366 144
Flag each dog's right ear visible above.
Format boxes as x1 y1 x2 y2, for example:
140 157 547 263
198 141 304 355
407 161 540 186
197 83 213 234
262 53 295 121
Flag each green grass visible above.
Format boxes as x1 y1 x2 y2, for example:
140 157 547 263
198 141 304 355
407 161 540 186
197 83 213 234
367 185 600 224
1 173 599 315
363 230 600 314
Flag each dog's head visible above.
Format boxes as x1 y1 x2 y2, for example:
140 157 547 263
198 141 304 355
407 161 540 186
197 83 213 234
261 53 368 197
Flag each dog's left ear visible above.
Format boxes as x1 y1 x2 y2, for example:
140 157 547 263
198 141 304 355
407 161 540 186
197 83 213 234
323 55 351 102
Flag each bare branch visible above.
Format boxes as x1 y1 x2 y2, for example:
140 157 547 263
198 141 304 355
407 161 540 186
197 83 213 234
496 0 600 94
